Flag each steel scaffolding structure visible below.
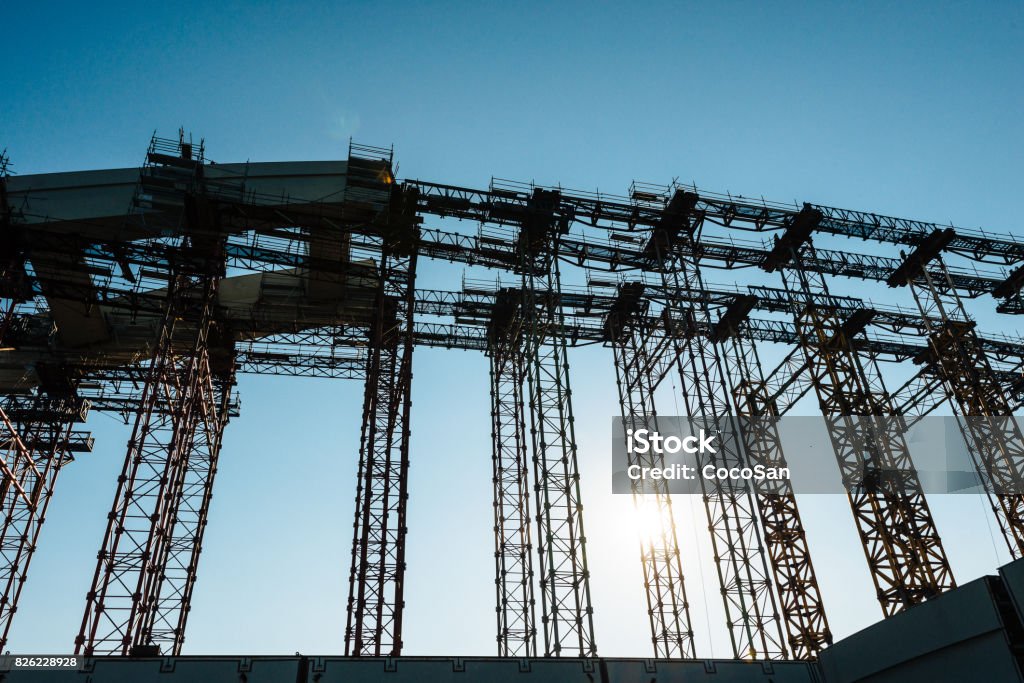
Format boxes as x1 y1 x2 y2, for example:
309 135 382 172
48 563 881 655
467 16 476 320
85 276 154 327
1 134 1023 663
344 144 420 657
606 283 694 659
0 396 90 650
1 151 96 651
770 208 956 616
888 232 1024 558
487 289 537 657
516 189 596 657
651 189 787 661
719 334 832 659
76 135 231 656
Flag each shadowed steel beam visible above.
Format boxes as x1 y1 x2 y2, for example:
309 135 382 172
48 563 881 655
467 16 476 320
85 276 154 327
892 242 1024 558
345 146 419 657
487 293 537 656
773 211 955 616
608 300 695 659
518 188 596 657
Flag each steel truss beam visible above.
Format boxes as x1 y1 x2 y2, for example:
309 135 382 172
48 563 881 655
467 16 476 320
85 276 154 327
345 146 419 657
407 178 1023 280
143 369 234 650
77 135 230 656
720 334 831 659
0 396 89 650
644 192 786 661
775 213 955 616
76 269 222 655
487 292 537 656
607 291 694 659
891 241 1024 558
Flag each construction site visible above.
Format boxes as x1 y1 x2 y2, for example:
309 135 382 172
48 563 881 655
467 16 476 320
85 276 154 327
2 132 1024 682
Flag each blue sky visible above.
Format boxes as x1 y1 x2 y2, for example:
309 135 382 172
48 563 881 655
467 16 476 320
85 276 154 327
3 0 1023 657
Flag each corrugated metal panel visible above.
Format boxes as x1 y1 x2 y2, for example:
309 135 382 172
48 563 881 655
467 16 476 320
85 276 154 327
818 575 1022 682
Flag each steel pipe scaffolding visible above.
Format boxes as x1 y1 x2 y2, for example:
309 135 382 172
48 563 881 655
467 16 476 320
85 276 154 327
889 235 1024 558
719 334 832 659
770 209 956 616
607 285 694 659
655 192 787 662
343 145 420 657
75 137 231 656
1 135 1023 662
487 289 537 657
516 189 596 657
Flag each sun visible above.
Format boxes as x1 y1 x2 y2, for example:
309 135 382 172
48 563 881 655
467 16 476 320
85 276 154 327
630 496 678 549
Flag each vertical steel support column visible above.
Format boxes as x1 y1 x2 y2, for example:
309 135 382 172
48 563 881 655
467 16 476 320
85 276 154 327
142 368 236 652
721 334 832 659
345 245 416 656
76 273 221 655
608 306 694 658
668 320 786 660
345 151 419 656
649 188 785 660
518 188 596 657
487 298 536 656
897 246 1024 557
0 397 87 650
76 135 225 656
774 211 955 616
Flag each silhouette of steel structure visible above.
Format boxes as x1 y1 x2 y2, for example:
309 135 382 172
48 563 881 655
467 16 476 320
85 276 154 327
1 134 1023 661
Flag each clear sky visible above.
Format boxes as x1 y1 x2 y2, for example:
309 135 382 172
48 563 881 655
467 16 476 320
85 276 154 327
3 0 1023 658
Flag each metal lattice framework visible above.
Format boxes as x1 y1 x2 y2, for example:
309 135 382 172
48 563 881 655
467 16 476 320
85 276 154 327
719 334 832 659
659 237 787 659
606 285 694 658
344 145 419 656
771 211 956 616
888 233 1024 557
0 396 89 650
75 136 230 656
2 134 1024 661
517 189 596 657
487 290 537 656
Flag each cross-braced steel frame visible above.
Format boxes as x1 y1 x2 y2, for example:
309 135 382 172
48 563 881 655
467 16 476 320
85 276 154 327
76 135 230 656
2 152 95 650
487 290 537 656
6 134 1024 658
517 189 596 657
344 145 419 656
890 233 1024 558
75 267 223 655
0 396 89 650
143 368 235 649
720 333 832 659
774 210 956 616
607 293 695 658
643 188 786 660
